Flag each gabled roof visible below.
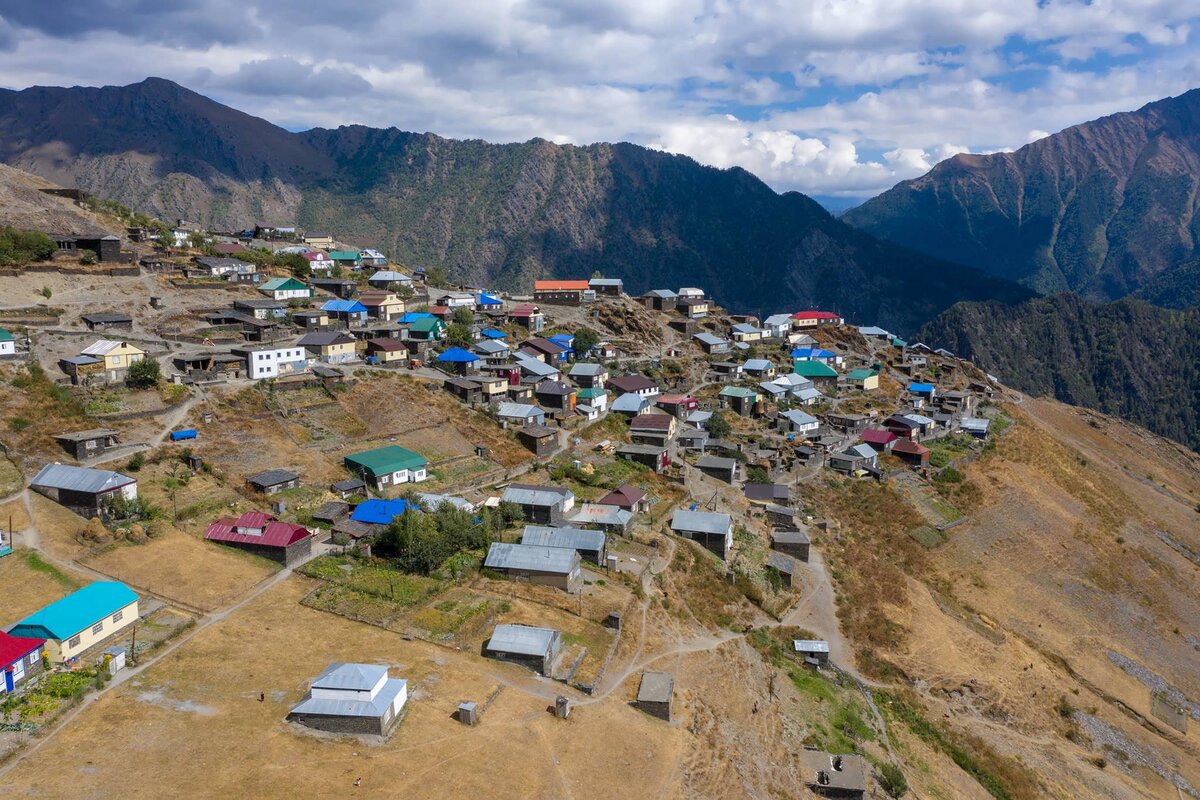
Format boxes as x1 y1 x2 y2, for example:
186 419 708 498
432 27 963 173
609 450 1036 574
366 337 407 352
893 439 931 455
329 249 361 260
846 368 876 381
350 498 415 525
611 393 650 412
496 402 544 419
743 359 774 371
860 429 897 445
607 374 657 392
501 483 573 507
908 382 936 393
692 332 727 346
630 413 674 430
642 289 677 299
744 482 789 502
568 362 605 377
260 277 308 292
791 347 835 359
514 355 559 377
696 455 739 471
314 662 387 691
0 631 45 668
731 323 760 334
473 339 510 355
480 328 507 339
781 409 819 426
369 270 410 281
508 303 541 317
0 328 14 342
344 445 427 475
719 386 758 398
484 542 578 573
322 299 367 314
670 510 731 534
568 503 634 526
846 443 878 459
81 312 132 324
205 514 311 547
298 331 356 346
30 463 135 495
597 484 646 508
436 347 479 363
763 313 792 326
790 310 841 320
11 582 138 640
81 339 140 356
535 380 574 396
246 469 299 487
793 361 838 378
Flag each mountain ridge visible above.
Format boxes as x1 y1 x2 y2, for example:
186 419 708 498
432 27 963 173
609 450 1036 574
0 77 1032 331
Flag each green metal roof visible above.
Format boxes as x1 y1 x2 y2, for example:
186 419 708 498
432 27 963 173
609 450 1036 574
846 368 876 380
719 386 759 398
0 328 13 342
329 250 360 260
410 317 445 333
793 360 838 378
575 387 608 399
259 277 308 291
891 337 907 347
343 445 428 478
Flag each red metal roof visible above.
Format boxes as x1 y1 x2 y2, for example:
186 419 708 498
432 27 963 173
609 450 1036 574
860 429 897 445
534 280 590 291
893 439 930 455
302 251 330 261
0 631 45 668
598 484 646 508
790 310 841 320
509 303 540 317
656 394 696 406
631 414 674 430
205 514 312 548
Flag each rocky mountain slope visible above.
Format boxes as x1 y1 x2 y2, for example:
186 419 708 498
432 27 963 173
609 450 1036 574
0 78 1031 331
845 89 1200 305
918 294 1200 450
0 163 117 236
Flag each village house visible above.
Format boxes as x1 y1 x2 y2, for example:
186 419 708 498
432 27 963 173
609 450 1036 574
641 289 678 311
310 277 358 299
790 310 844 328
258 277 311 301
635 671 675 721
484 543 582 593
435 290 476 310
350 498 415 527
759 380 788 403
405 316 446 342
656 394 699 419
793 360 839 387
616 443 671 473
517 424 561 456
908 382 937 407
767 551 799 589
567 362 608 388
368 270 412 291
358 290 406 321
365 337 408 364
330 478 366 500
677 296 710 318
9 582 138 663
322 298 368 327
844 368 879 391
589 277 623 296
73 340 146 384
533 279 593 306
508 302 546 332
204 511 313 566
245 469 300 495
495 402 546 427
534 380 576 414
742 358 776 378
824 412 869 435
443 376 484 406
288 663 408 737
892 439 931 466
575 386 609 413
299 331 358 364
29 463 137 517
329 249 362 269
521 525 607 565
761 313 792 338
630 413 677 446
515 354 561 382
794 639 832 666
520 337 570 364
744 482 789 505
719 386 759 416
483 624 562 675
343 445 428 491
302 251 334 272
567 502 634 533
232 298 287 319
293 309 330 329
435 347 481 376
800 751 866 799
903 412 937 437
670 510 734 559
192 256 259 283
607 374 659 398
473 338 511 363
239 344 311 379
695 455 741 484
0 328 15 357
829 444 879 474
857 428 895 451
501 484 575 524
730 323 764 342
677 426 710 452
960 417 991 439
597 484 649 514
359 248 388 267
883 414 921 441
303 232 334 249
611 393 651 417
711 361 743 381
81 312 133 332
771 528 811 562
693 332 731 354
53 429 120 460
0 631 46 695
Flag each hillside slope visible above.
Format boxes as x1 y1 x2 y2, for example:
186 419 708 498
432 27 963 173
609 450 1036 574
0 78 1031 331
845 89 1200 305
0 162 118 236
918 295 1200 450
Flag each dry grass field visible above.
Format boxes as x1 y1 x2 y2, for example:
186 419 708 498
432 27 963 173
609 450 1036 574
0 549 83 626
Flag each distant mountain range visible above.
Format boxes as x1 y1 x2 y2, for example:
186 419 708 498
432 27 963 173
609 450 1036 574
0 77 1030 332
846 89 1200 307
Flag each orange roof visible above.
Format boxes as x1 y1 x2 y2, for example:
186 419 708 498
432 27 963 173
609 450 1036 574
535 280 590 291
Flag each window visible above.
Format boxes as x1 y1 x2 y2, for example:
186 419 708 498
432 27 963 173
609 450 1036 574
28 652 41 667
111 355 123 366
92 621 104 635
112 610 123 624
68 635 81 648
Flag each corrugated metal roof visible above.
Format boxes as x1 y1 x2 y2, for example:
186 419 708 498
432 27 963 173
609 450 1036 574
246 469 299 487
11 582 138 640
291 675 407 718
569 504 633 526
484 542 578 573
487 623 559 656
30 463 135 495
312 662 387 691
794 640 830 653
497 402 543 419
670 510 731 535
521 525 606 552
637 671 673 703
611 393 649 412
500 484 572 507
772 529 811 544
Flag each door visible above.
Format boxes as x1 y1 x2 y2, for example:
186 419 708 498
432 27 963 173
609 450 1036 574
3 668 12 693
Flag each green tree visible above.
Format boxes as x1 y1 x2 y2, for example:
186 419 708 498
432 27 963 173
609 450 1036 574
275 251 310 279
0 227 56 265
425 264 447 287
453 305 474 326
79 249 97 265
707 410 731 439
127 358 161 389
445 322 472 347
572 327 600 357
878 763 908 798
40 286 52 299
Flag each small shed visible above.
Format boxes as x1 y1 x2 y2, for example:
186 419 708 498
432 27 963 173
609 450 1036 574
53 429 121 460
635 671 674 721
696 455 740 484
483 624 562 675
245 469 301 495
517 425 561 457
771 528 811 562
766 551 799 589
794 639 831 666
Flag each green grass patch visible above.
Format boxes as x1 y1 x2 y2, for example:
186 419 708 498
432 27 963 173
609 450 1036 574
908 525 947 549
23 550 80 588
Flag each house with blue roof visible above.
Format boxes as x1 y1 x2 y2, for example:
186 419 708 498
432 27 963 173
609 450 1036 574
9 581 139 663
350 498 416 526
790 347 841 365
477 293 504 309
908 382 937 408
480 328 507 340
435 347 481 375
321 299 368 326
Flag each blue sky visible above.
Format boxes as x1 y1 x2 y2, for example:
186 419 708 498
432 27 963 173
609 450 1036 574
2 1 1198 197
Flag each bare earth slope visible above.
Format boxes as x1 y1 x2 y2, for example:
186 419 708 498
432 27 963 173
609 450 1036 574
0 162 117 235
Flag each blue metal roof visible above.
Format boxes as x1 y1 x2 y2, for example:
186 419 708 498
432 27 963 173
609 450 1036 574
10 582 138 640
480 328 507 339
398 312 435 324
436 347 479 363
322 299 367 313
547 334 574 349
790 347 834 359
350 499 414 525
908 382 935 393
477 293 503 306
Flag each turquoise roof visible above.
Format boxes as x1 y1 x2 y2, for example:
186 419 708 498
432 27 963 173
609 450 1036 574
0 328 13 342
10 582 138 640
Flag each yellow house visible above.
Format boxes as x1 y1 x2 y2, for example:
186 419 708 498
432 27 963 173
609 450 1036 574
299 332 358 363
79 340 147 382
358 290 406 321
304 233 335 249
9 582 139 663
846 369 880 391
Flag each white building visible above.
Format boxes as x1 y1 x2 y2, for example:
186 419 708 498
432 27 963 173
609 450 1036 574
243 345 311 379
288 663 409 736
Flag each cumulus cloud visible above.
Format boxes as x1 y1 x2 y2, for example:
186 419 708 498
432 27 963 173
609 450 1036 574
0 2 1198 195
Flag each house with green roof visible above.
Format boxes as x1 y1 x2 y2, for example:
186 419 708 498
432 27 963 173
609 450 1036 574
793 360 839 385
9 581 139 662
407 317 446 341
718 385 760 416
845 368 879 391
343 445 429 491
329 250 362 268
0 328 15 357
258 276 312 301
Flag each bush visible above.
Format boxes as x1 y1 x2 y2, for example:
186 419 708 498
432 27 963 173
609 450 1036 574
79 249 97 265
126 358 161 389
126 452 145 472
0 227 56 266
934 466 964 484
40 286 52 299
878 763 908 798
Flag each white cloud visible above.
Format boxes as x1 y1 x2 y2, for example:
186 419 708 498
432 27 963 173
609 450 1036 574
0 2 1198 196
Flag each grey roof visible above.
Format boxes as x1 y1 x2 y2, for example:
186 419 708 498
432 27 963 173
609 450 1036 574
370 270 411 282
961 417 991 431
772 529 811 545
858 325 890 336
312 662 387 691
485 542 579 573
568 503 633 527
521 525 606 552
767 552 797 574
290 663 406 719
904 413 935 425
686 410 712 424
847 444 878 459
568 362 605 377
744 483 789 502
30 463 135 494
501 483 573 507
611 393 649 412
515 355 560 377
82 312 133 323
781 409 819 426
61 355 102 366
758 381 787 396
518 424 559 439
794 387 823 402
696 456 739 471
731 323 760 334
416 493 474 511
763 313 792 327
693 332 726 346
298 331 355 346
617 443 667 456
794 640 830 653
589 278 623 287
246 469 299 487
677 426 708 441
670 510 732 535
487 624 559 657
643 289 677 299
497 402 544 419
331 478 365 492
743 359 774 372
637 671 674 703
473 340 510 355
54 428 118 442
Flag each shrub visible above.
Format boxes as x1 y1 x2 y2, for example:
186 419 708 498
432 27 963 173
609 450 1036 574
126 452 145 472
935 466 964 484
878 763 908 798
40 286 52 299
79 250 97 265
127 358 161 389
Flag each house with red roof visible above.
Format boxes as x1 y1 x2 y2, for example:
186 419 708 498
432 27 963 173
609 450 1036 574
892 439 931 466
204 511 314 566
0 631 46 694
789 310 844 328
533 280 593 306
859 429 898 451
597 484 649 514
508 303 546 332
302 251 334 272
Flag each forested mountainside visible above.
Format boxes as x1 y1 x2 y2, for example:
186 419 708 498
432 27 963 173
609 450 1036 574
919 294 1200 450
0 78 1030 331
846 89 1200 306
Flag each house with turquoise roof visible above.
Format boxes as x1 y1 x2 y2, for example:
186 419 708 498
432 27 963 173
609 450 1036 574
9 582 139 663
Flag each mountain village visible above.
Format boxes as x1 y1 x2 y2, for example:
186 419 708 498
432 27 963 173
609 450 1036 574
0 194 1197 800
